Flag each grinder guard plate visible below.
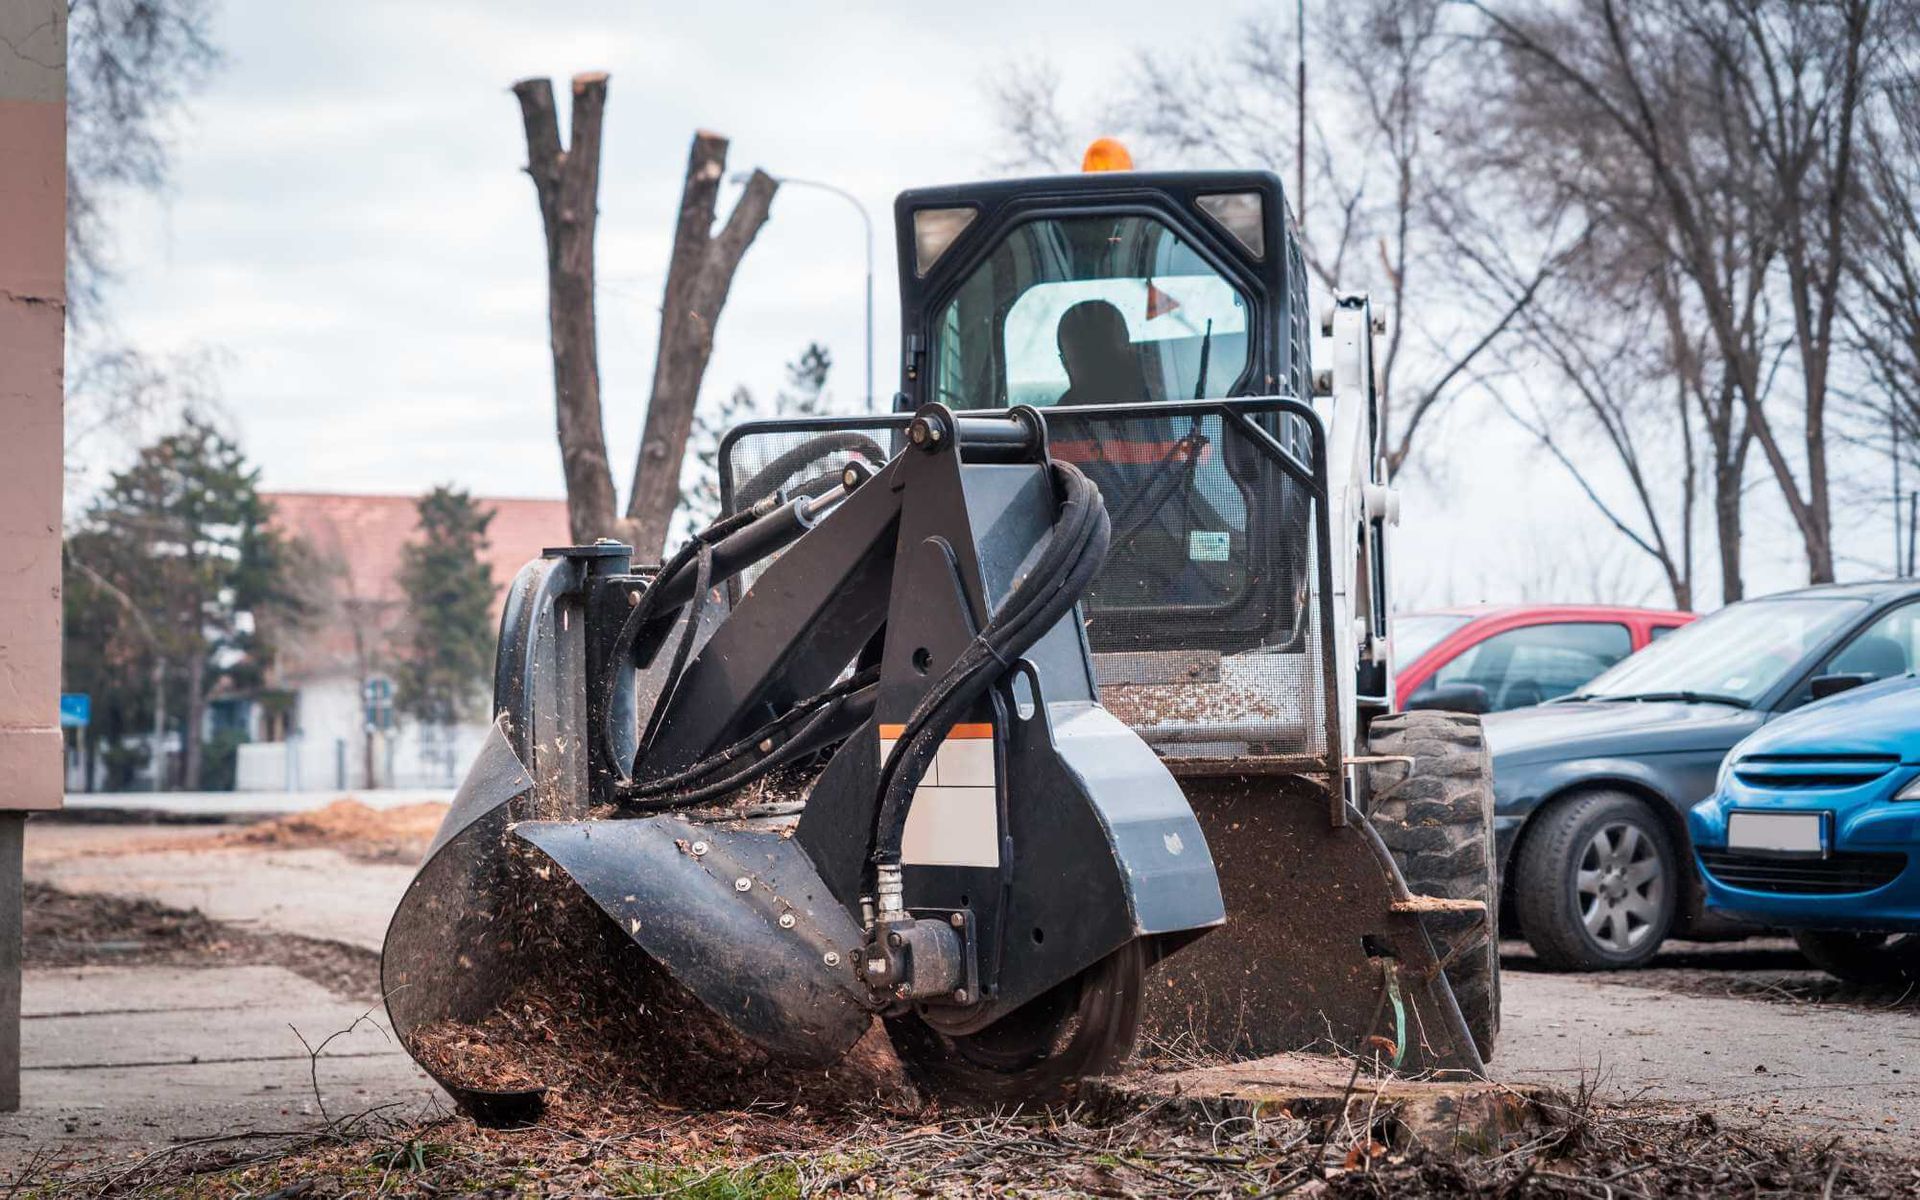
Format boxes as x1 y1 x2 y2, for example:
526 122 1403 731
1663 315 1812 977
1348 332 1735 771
512 817 872 1064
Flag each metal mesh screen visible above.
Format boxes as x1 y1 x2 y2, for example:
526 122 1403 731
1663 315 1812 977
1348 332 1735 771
718 423 898 595
718 406 1327 758
1046 408 1324 757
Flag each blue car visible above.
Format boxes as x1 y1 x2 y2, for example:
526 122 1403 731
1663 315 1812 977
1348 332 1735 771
1690 673 1920 982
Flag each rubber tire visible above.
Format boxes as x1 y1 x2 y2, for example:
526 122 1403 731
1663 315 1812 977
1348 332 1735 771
1363 710 1500 1062
1513 790 1677 970
883 941 1145 1106
1791 930 1920 984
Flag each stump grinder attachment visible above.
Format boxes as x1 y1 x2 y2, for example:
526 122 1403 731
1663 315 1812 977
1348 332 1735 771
386 165 1496 1115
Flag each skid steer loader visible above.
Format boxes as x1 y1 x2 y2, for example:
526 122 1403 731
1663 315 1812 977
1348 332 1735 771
384 162 1499 1116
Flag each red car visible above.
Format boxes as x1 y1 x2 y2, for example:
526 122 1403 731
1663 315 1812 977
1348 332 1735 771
1395 605 1696 714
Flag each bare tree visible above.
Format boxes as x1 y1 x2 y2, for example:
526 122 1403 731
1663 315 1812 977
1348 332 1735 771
1841 67 1920 567
1496 274 1701 609
1466 142 1757 601
66 0 220 329
991 0 1568 473
515 77 777 558
62 0 222 473
625 134 778 560
1473 0 1901 585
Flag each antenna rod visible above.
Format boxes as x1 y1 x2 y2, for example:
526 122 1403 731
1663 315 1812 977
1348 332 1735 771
1296 0 1307 231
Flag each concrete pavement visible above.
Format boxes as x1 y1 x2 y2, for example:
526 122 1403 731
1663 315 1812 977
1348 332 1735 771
5 963 441 1175
2 821 440 1175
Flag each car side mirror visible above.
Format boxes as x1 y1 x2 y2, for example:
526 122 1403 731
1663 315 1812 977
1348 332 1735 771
1809 672 1875 700
1407 682 1491 715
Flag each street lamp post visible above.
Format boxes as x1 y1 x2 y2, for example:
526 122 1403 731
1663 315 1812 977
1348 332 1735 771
738 172 876 411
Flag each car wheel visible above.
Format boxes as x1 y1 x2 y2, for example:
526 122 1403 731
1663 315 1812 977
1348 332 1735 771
1362 710 1499 1061
1514 790 1677 970
1791 930 1920 984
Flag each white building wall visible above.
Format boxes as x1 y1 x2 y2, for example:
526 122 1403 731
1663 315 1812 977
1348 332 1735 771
236 670 495 791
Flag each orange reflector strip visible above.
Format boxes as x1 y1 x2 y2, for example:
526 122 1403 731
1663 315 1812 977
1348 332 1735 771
878 722 994 739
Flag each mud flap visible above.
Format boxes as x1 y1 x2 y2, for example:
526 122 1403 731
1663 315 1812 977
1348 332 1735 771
513 817 872 1064
1144 771 1486 1076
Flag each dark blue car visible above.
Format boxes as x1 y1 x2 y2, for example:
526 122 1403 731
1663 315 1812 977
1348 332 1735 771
1690 674 1920 982
1485 580 1920 970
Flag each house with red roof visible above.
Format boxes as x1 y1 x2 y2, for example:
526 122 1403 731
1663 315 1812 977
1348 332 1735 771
238 491 569 790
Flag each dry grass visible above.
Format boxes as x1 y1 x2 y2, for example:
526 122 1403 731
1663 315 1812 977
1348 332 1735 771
24 1074 1918 1198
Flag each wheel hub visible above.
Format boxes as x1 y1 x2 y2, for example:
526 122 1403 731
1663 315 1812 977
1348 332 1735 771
1577 820 1665 953
1599 863 1629 901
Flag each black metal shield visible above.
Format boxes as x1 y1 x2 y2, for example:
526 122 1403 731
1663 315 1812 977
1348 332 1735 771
514 816 873 1064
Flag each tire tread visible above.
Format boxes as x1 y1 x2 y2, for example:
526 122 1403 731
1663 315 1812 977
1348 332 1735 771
1363 711 1500 1061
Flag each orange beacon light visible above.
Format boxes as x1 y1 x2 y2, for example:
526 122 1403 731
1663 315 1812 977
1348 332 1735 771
1080 137 1134 172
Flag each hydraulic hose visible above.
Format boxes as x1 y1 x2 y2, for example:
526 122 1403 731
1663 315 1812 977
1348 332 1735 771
597 499 776 787
868 460 1110 871
637 542 715 752
620 675 879 810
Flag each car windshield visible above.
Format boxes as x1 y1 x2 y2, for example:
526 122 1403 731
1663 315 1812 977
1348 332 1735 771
1394 613 1471 666
1570 597 1866 706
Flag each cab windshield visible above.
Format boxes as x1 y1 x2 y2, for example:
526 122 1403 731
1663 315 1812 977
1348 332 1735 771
932 214 1250 410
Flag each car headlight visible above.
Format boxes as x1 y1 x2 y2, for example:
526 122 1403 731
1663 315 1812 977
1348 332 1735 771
1895 773 1920 801
1715 755 1737 795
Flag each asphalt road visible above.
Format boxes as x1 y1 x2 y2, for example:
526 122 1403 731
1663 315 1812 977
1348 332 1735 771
1498 941 1919 1153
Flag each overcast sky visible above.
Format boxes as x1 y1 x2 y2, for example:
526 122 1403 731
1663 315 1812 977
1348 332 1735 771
101 1 1903 611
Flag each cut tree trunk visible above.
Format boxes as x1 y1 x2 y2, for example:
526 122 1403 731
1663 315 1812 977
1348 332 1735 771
515 73 621 545
624 133 778 562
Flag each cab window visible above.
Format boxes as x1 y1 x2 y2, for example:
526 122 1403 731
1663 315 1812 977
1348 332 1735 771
932 215 1250 410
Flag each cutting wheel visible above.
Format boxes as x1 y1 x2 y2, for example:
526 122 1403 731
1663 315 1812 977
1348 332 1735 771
883 941 1146 1104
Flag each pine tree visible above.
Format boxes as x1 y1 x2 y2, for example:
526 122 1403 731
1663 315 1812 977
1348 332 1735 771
62 414 301 788
395 487 497 732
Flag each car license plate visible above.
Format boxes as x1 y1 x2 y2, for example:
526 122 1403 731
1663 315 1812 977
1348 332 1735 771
1727 811 1825 854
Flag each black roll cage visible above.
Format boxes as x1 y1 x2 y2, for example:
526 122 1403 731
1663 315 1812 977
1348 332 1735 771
717 396 1344 788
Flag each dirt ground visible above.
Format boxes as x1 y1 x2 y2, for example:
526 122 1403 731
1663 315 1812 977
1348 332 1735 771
80 800 449 867
22 881 383 999
40 1082 1918 1198
10 812 1920 1196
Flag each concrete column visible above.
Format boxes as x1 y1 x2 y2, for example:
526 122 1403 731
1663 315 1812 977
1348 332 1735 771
0 815 21 1112
0 0 69 1114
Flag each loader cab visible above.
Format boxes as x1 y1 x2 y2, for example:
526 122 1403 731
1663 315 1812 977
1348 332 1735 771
891 172 1324 669
893 171 1309 412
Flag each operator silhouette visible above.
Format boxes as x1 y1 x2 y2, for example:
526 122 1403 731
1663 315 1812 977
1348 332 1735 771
1056 299 1151 406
